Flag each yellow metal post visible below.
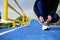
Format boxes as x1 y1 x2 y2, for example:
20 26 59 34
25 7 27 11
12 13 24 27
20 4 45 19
12 21 16 28
21 11 25 26
27 16 30 22
8 3 21 15
25 16 28 25
22 11 24 22
27 16 30 24
20 22 22 26
4 0 8 20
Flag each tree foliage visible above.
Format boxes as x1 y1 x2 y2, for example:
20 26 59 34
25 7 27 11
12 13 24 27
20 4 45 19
59 0 60 3
16 16 22 21
16 16 27 22
0 22 13 29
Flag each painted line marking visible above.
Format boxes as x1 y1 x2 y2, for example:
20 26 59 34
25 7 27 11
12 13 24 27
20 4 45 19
0 20 31 36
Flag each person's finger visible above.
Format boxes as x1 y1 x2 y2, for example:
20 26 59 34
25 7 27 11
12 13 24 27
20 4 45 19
39 16 44 22
47 15 52 21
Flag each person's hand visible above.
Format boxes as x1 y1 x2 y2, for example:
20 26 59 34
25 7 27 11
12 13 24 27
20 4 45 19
47 15 52 21
39 16 44 23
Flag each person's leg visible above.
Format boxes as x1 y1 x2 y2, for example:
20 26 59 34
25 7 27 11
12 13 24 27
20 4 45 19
37 1 50 30
33 6 40 18
37 1 48 22
34 1 46 22
50 13 59 23
34 1 49 30
37 1 44 17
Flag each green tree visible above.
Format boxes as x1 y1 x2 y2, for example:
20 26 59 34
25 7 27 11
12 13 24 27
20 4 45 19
16 16 26 22
0 23 5 29
5 22 13 28
0 16 1 19
0 22 13 29
16 16 22 21
59 0 60 3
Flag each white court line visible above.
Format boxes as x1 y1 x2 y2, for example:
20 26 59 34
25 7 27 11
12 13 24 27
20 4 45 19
0 27 24 36
37 20 43 25
0 20 31 36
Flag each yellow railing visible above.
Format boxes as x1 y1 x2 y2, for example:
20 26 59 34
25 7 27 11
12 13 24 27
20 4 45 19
4 0 30 28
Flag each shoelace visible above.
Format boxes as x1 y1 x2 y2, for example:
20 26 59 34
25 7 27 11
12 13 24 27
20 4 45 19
43 19 50 26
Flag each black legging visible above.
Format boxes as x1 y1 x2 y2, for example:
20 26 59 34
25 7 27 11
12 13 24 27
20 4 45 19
33 0 59 23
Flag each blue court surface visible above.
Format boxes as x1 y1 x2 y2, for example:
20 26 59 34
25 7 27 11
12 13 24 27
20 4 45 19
0 20 60 40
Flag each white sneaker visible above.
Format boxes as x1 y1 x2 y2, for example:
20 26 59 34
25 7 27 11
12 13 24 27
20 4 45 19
42 24 49 30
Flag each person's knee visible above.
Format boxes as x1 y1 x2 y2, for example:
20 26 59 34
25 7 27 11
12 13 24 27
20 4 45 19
51 14 59 23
